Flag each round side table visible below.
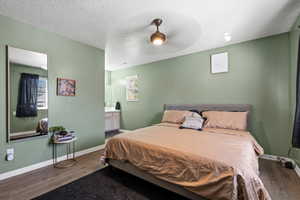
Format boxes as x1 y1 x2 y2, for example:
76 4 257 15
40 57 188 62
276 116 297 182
52 137 77 168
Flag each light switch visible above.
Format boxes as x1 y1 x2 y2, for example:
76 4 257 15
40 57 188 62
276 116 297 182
6 148 14 161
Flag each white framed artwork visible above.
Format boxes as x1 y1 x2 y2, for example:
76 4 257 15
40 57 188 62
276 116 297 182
211 52 229 74
126 75 138 101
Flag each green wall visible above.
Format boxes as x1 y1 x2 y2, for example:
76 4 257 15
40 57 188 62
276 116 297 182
0 15 105 174
10 63 48 133
289 15 300 164
111 33 291 158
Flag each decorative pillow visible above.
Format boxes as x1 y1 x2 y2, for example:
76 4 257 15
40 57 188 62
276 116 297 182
202 111 248 130
189 109 201 115
180 115 204 130
190 112 201 118
161 110 192 124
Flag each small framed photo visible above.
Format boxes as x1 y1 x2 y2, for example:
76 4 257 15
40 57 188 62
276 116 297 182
57 78 76 96
211 52 229 74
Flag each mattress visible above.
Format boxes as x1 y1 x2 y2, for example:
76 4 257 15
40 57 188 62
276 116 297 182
104 123 270 200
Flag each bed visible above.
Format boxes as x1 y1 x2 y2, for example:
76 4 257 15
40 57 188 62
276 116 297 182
104 104 270 200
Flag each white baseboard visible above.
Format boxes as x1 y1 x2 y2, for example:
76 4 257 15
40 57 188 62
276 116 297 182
0 143 106 181
260 154 279 161
260 154 300 177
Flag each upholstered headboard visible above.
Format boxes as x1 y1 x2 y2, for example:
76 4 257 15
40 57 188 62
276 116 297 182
164 104 252 130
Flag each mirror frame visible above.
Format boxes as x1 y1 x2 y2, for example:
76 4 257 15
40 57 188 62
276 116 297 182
6 45 49 142
6 45 10 143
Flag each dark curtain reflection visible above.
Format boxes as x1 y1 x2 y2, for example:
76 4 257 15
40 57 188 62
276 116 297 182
16 73 39 117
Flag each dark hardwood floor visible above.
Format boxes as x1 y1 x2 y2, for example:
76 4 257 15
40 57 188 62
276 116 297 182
0 150 299 200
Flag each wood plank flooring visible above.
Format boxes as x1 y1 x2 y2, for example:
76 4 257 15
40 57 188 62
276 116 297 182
259 159 300 200
0 150 299 200
0 150 105 200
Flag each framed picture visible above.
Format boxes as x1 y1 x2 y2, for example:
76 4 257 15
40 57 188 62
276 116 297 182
211 52 229 74
57 78 76 96
126 75 138 101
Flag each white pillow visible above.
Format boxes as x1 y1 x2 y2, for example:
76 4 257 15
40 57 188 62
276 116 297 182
180 115 204 130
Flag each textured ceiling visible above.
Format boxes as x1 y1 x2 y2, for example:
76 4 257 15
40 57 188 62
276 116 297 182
0 0 299 70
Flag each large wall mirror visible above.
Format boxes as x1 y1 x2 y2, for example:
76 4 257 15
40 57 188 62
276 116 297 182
6 46 48 141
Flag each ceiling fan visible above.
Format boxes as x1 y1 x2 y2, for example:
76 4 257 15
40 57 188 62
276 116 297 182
150 18 166 46
107 13 201 56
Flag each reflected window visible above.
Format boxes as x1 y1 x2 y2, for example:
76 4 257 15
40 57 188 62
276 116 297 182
37 77 48 110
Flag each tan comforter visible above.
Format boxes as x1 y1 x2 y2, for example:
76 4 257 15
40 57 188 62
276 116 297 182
104 123 270 200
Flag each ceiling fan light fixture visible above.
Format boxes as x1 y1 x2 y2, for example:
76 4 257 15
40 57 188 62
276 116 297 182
151 31 166 46
150 18 166 46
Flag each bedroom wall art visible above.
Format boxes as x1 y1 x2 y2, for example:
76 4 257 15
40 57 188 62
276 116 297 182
57 78 76 96
126 75 138 101
211 52 229 74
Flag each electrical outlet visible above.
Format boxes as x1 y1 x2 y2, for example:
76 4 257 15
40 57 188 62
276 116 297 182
6 148 14 161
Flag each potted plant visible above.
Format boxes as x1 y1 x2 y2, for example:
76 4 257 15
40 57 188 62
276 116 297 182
49 126 68 141
49 126 66 135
